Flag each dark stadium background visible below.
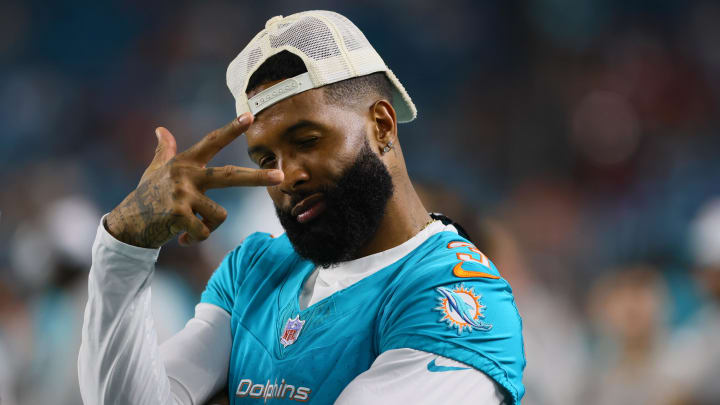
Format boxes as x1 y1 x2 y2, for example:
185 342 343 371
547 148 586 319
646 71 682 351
1 0 719 404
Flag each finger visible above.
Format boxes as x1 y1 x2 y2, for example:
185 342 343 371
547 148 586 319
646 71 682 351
190 193 228 233
178 232 193 246
141 127 178 183
180 113 254 164
178 216 217 246
178 213 210 244
194 166 284 190
153 127 178 166
178 212 215 246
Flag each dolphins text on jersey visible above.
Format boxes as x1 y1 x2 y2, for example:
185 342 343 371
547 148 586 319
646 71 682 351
236 378 312 402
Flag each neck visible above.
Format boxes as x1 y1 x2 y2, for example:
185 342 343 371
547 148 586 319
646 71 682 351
355 174 431 258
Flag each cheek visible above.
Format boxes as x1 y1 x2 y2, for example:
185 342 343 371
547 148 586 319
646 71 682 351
324 136 365 173
295 145 346 181
308 157 344 184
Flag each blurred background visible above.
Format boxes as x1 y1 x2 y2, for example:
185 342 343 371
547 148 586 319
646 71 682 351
1 0 720 404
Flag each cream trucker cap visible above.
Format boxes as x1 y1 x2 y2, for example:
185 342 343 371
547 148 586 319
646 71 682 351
226 10 417 123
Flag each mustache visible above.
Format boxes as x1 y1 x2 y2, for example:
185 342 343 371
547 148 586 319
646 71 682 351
283 185 331 213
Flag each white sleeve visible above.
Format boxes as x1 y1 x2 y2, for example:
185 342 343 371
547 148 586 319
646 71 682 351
335 348 506 405
78 217 232 405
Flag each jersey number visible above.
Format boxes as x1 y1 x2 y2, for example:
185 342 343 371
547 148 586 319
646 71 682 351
447 241 500 279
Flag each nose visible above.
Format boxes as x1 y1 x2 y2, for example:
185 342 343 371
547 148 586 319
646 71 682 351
278 157 309 195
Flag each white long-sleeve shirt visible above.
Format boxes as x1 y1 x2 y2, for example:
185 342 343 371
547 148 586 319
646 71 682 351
78 218 506 404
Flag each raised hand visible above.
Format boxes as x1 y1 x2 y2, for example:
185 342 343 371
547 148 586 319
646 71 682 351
105 113 283 248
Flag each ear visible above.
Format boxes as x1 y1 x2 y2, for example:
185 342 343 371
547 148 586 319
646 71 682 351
370 100 397 152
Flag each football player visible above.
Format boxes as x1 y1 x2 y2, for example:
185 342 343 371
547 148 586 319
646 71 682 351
79 10 525 405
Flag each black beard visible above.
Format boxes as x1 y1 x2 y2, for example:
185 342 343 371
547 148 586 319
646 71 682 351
275 141 394 267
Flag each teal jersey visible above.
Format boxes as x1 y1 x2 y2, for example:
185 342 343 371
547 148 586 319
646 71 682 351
200 230 526 404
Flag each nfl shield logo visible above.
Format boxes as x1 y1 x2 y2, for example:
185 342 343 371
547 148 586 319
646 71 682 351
280 315 305 348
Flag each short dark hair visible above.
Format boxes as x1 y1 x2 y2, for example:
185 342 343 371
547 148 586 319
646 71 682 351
246 50 393 107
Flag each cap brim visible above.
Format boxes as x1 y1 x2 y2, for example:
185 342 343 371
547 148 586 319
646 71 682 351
385 69 417 123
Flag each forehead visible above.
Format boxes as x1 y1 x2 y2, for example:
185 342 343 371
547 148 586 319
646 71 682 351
245 85 358 142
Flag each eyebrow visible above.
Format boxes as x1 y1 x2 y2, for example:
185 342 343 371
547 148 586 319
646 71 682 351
247 119 323 160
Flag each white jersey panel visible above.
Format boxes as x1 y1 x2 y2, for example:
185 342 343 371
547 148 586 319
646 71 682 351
336 348 506 405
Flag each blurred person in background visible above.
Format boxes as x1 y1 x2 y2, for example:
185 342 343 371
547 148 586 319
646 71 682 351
482 218 589 405
583 265 684 405
7 195 100 405
663 198 720 404
0 279 22 405
1 191 195 405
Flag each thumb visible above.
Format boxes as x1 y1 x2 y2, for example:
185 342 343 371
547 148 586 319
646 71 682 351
140 127 178 183
152 127 178 166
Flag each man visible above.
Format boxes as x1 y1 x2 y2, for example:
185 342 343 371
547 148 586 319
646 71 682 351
78 10 525 404
661 198 720 403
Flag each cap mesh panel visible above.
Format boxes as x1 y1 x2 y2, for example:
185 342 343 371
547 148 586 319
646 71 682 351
246 48 263 74
269 16 340 60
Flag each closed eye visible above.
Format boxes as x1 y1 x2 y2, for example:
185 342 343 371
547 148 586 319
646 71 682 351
259 156 276 169
297 136 319 148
